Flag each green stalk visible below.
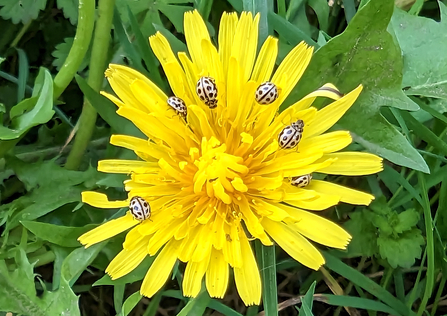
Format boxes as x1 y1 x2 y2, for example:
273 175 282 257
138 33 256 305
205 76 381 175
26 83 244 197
53 0 95 100
0 0 95 159
65 0 116 170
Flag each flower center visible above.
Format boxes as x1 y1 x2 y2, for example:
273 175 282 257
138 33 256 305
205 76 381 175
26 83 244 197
192 137 249 204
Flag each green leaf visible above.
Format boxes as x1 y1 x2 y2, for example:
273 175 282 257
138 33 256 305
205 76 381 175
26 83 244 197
321 294 401 315
120 291 142 316
0 248 80 316
391 3 447 99
21 221 97 247
377 229 425 268
52 38 90 72
344 209 378 257
0 0 46 24
298 281 316 315
61 243 105 285
56 0 78 25
308 0 329 32
287 0 429 173
394 209 420 233
0 68 55 140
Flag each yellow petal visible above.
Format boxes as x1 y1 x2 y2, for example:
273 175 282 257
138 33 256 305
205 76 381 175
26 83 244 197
271 42 314 104
218 12 238 78
81 191 128 209
106 237 148 279
101 91 125 108
141 239 180 298
299 131 352 154
231 12 259 82
251 36 278 83
285 208 352 249
78 212 138 248
317 152 383 175
147 218 184 255
184 10 211 72
98 159 159 174
206 248 229 298
285 192 340 211
149 32 194 102
304 85 363 138
291 83 343 112
183 249 211 297
308 180 375 205
262 217 324 270
233 232 261 306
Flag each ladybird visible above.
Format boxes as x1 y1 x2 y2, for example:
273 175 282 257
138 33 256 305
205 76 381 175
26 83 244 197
129 196 151 221
278 119 304 149
167 96 187 117
196 76 218 108
291 174 312 188
255 82 278 105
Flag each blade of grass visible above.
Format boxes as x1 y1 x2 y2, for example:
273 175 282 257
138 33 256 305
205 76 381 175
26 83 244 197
142 291 163 316
320 295 401 315
277 0 286 17
298 281 316 315
416 173 435 316
401 110 447 157
16 48 28 103
268 11 318 47
394 269 405 302
114 284 125 315
255 241 278 316
323 252 414 316
119 291 142 316
208 299 243 316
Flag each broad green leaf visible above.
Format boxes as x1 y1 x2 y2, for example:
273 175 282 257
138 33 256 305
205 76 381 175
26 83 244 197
286 0 429 173
0 68 55 140
391 3 447 99
8 157 96 190
0 0 46 24
344 209 378 257
52 38 90 72
394 209 420 233
377 229 424 268
61 243 105 285
21 221 97 247
0 248 80 316
57 0 78 25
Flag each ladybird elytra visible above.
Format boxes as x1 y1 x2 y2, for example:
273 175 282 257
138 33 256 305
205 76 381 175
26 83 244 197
278 119 305 149
167 96 187 117
129 196 151 221
290 174 312 188
196 76 218 108
255 82 279 105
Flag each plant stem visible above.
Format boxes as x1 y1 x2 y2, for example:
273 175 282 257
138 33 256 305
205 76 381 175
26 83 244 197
53 0 95 100
65 0 116 170
10 20 32 48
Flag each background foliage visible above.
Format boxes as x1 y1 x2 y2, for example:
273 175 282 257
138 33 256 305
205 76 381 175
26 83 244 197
0 0 446 315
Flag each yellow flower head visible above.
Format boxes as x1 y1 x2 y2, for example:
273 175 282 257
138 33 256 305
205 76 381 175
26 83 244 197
78 10 383 305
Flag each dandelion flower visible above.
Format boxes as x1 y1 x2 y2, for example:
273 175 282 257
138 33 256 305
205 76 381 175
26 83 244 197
78 10 383 305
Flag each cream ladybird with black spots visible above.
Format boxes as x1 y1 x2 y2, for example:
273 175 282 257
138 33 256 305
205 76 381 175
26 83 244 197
196 76 218 108
291 174 312 188
167 96 187 117
278 119 304 149
129 196 151 221
255 82 278 105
